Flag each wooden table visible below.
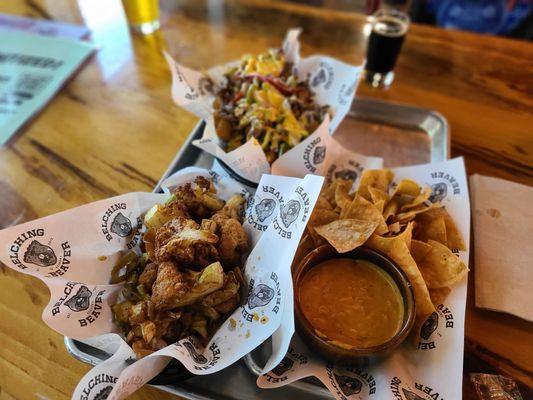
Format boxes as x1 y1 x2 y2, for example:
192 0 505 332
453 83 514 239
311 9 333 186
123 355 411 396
0 0 531 399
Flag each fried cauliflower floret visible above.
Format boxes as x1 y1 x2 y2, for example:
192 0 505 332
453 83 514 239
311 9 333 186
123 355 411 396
201 219 217 233
151 262 194 310
155 218 219 269
128 301 149 325
165 200 190 220
155 217 199 248
201 270 241 314
218 194 246 222
138 262 158 288
172 177 225 219
212 213 248 267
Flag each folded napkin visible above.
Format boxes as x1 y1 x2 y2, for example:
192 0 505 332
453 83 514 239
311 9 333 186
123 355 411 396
470 174 533 322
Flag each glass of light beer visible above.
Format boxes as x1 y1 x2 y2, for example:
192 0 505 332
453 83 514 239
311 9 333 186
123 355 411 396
365 9 410 87
122 0 160 35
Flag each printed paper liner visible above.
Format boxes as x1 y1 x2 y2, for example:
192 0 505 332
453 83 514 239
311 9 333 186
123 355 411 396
0 167 326 399
258 157 471 400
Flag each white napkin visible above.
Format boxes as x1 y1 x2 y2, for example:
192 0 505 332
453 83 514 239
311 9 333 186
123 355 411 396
470 174 533 322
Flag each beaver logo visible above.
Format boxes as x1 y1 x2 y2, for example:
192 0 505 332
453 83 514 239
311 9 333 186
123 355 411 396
255 198 276 223
198 76 214 96
271 357 294 377
247 284 275 309
335 373 363 396
334 169 358 181
402 388 425 400
429 182 447 203
183 341 208 364
311 68 327 87
280 200 301 228
313 146 326 165
23 240 57 267
420 312 438 340
110 213 133 237
64 285 92 312
93 386 113 400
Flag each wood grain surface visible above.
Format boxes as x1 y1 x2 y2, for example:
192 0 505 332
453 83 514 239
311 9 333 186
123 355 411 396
0 0 532 399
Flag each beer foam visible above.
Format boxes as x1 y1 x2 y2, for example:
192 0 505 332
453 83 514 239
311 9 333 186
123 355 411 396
373 16 408 37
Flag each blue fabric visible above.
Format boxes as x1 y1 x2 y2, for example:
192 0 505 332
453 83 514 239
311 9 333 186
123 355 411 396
426 0 532 35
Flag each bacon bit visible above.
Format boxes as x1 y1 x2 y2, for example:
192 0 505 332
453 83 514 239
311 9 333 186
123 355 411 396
233 91 244 103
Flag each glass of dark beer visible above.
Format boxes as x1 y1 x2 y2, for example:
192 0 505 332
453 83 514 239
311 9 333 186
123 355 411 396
365 9 410 87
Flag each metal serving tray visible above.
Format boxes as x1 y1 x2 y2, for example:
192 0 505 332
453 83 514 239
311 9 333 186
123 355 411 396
65 97 449 399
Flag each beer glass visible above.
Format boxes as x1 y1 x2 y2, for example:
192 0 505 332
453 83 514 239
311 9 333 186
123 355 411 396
122 0 160 34
365 9 410 87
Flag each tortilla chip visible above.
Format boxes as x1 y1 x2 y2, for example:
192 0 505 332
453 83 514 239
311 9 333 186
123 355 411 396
366 222 414 251
334 179 354 211
418 240 469 289
417 207 445 220
417 208 465 250
373 199 385 214
342 195 388 235
315 196 333 211
388 222 401 234
307 208 339 246
429 287 451 306
401 187 432 211
321 179 343 205
308 208 339 229
315 219 378 253
391 179 420 198
383 198 400 221
358 169 394 201
395 203 443 223
441 210 466 251
368 186 390 204
414 216 447 245
367 238 435 320
410 239 432 264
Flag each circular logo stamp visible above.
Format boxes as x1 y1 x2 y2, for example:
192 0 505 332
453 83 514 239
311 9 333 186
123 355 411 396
327 364 377 398
417 303 455 350
8 228 72 278
310 62 334 89
51 282 110 327
101 202 142 250
427 171 461 203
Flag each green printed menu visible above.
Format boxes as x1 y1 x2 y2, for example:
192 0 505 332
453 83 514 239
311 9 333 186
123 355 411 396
0 31 94 144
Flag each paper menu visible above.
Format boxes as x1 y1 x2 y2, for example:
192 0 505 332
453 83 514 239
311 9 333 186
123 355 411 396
0 31 94 145
0 14 89 40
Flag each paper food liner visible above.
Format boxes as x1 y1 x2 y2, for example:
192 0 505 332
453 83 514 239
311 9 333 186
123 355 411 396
258 157 471 400
165 28 364 183
0 167 324 399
